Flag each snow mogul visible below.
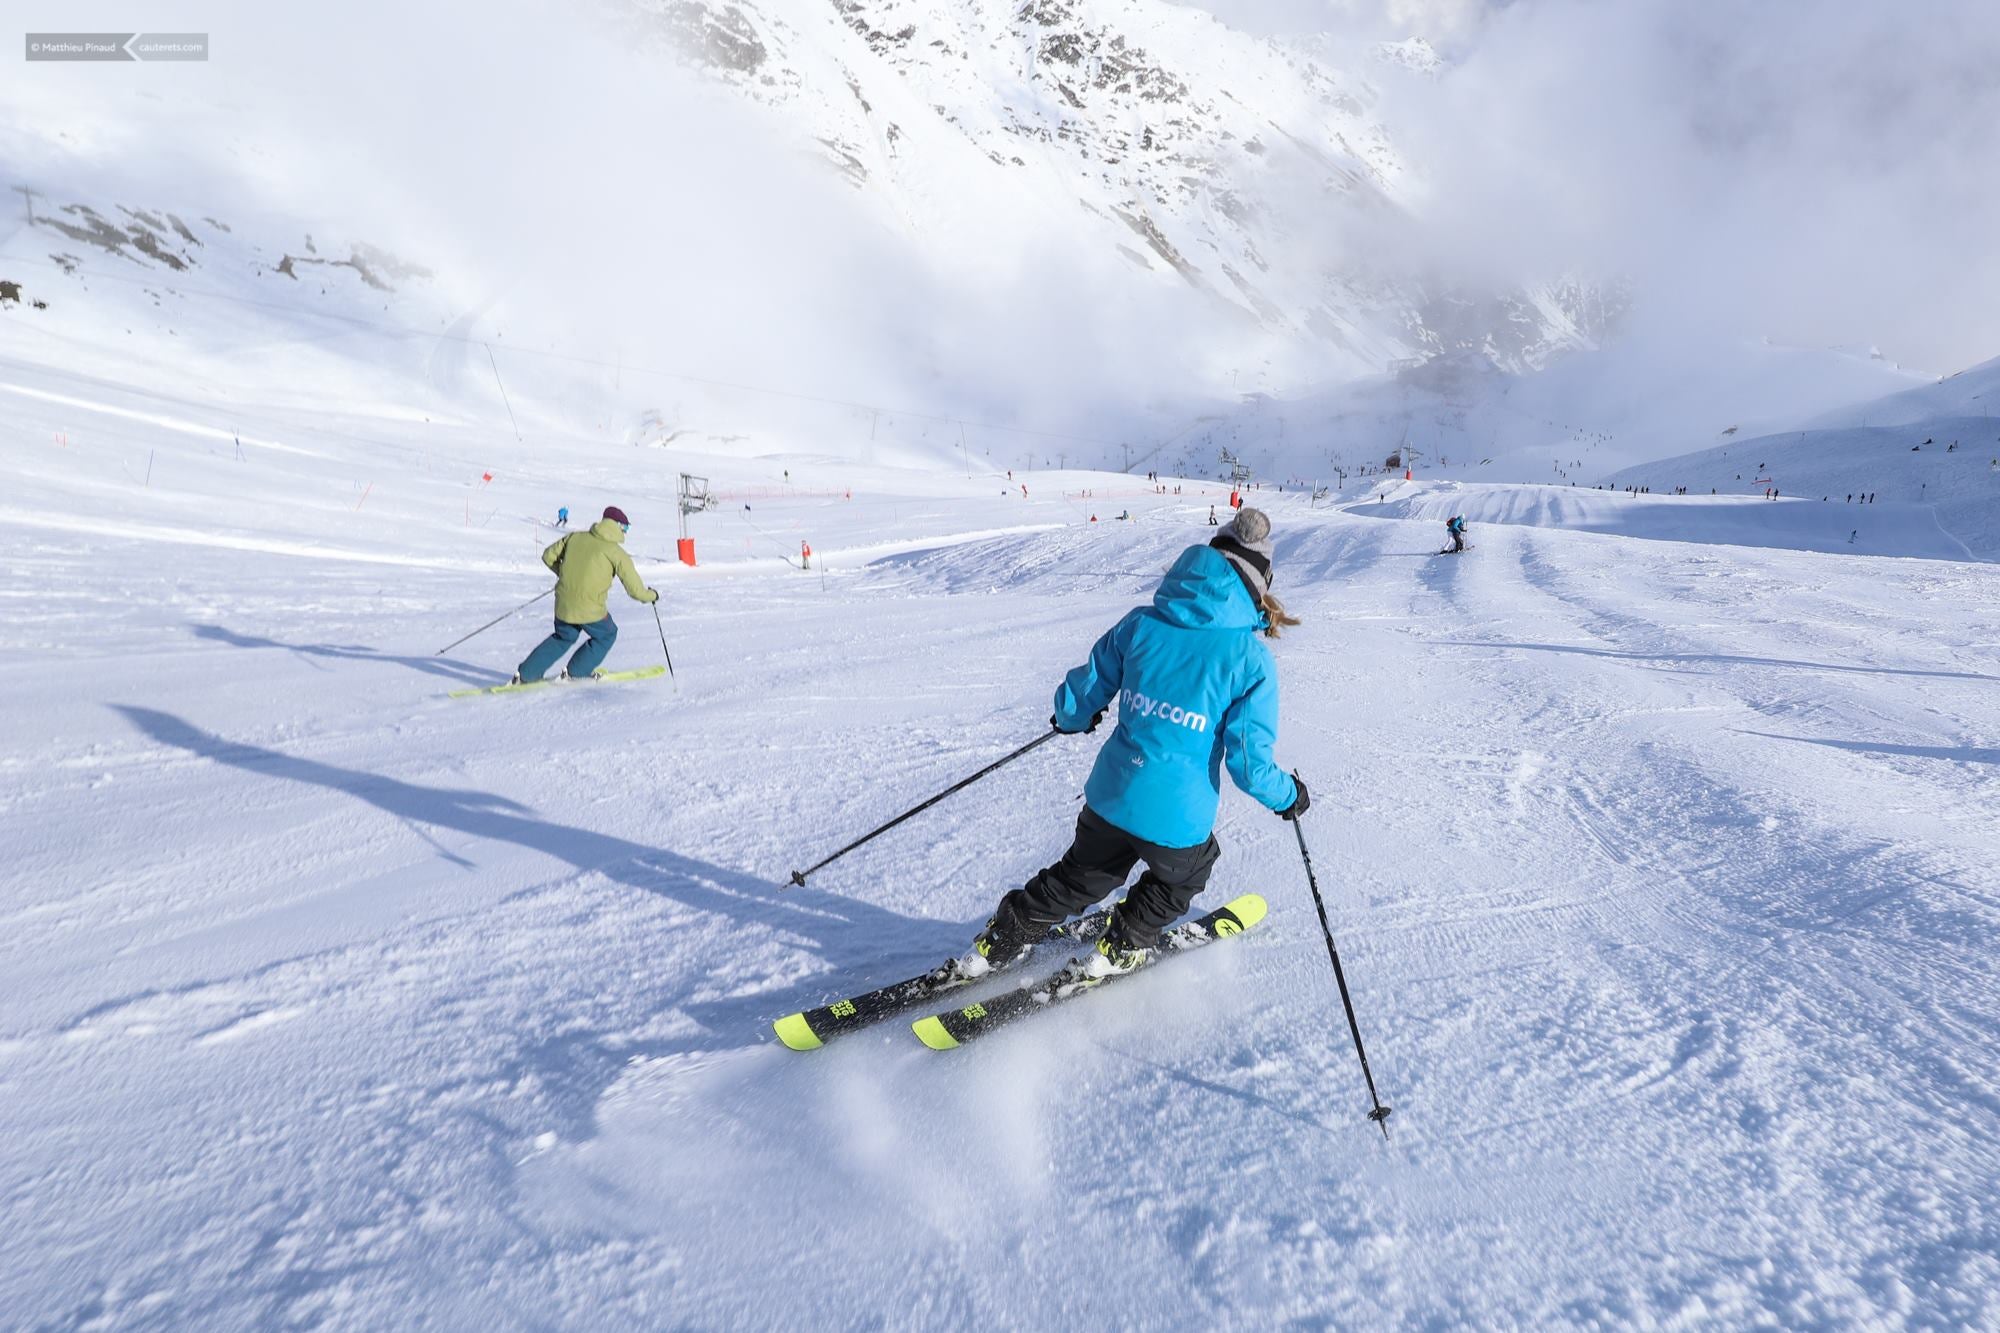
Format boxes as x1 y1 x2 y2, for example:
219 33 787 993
512 505 659 684
964 507 1308 981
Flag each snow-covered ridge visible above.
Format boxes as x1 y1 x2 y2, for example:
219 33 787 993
1371 37 1444 76
629 0 1615 375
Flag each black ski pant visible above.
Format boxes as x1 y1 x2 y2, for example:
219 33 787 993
994 805 1220 950
1449 531 1465 552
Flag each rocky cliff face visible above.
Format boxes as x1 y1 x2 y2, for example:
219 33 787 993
625 0 1618 377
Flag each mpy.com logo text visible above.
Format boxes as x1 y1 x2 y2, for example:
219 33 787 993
1119 688 1209 734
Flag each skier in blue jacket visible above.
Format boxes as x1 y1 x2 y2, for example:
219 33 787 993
966 508 1307 980
1444 514 1468 553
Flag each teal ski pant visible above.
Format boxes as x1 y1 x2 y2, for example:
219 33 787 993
518 615 617 680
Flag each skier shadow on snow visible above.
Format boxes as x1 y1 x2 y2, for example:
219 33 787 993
188 623 505 686
1738 731 2000 766
110 705 950 1050
1100 1042 1329 1133
1435 640 1999 683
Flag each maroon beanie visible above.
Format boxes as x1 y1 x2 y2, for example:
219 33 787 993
603 506 630 525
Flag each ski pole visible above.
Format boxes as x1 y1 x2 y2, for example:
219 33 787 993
788 728 1061 888
435 588 552 656
1289 773 1393 1138
651 601 676 685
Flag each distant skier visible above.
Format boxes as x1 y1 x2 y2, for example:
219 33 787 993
1444 514 1468 553
556 506 569 528
961 508 1307 981
512 505 658 684
1207 505 1219 526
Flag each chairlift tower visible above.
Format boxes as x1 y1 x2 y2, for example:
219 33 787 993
676 472 715 565
1218 446 1253 485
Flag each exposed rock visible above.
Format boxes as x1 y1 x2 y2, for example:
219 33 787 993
274 242 431 292
638 0 768 72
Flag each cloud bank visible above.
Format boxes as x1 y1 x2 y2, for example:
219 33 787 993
1372 0 2000 371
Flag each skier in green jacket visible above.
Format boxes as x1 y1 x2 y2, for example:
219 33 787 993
512 506 659 683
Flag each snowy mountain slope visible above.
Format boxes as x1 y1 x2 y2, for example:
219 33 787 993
1602 356 2000 557
629 0 1613 378
1803 352 2000 430
1348 479 1976 561
3 371 1998 1326
0 165 540 448
0 351 1178 588
0 180 1073 475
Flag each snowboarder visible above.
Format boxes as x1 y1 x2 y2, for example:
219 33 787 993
961 508 1307 981
1207 505 1219 526
555 506 569 528
1444 514 1468 553
512 505 658 684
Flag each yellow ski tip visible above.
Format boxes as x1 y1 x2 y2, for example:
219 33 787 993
1221 893 1268 931
773 1013 823 1051
912 1015 960 1050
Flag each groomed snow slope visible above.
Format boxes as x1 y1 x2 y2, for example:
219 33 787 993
1350 478 1977 560
3 374 1999 1327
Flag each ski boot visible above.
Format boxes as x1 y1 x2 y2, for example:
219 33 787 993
955 902 1041 980
1080 931 1153 980
508 672 524 686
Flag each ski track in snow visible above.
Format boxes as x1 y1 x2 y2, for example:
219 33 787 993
2 395 1999 1327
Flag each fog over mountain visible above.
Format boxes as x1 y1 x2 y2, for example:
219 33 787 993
4 0 1995 460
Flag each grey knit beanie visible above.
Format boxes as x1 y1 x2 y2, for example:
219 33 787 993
1210 507 1273 603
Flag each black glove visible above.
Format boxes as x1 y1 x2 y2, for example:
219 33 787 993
1051 710 1105 735
1278 775 1310 821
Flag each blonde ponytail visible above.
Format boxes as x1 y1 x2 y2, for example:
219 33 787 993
1261 592 1301 639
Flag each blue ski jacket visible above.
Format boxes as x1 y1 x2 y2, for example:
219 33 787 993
1052 544 1299 848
